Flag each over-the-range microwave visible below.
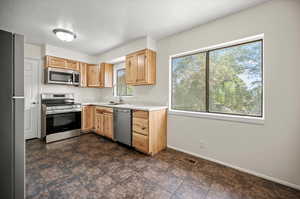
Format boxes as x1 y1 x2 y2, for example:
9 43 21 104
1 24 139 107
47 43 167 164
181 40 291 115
45 67 80 86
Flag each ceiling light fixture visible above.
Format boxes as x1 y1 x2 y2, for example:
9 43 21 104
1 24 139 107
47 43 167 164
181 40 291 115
53 28 76 42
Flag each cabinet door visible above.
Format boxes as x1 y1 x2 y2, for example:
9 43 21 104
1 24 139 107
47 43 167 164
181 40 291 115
132 133 149 154
66 60 79 71
136 51 147 83
87 64 100 87
104 113 113 139
45 56 66 69
104 63 113 88
80 62 87 87
125 55 136 84
95 113 104 135
82 106 93 130
99 63 105 88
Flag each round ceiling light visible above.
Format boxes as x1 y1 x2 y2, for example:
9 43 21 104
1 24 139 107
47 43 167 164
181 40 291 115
53 28 76 42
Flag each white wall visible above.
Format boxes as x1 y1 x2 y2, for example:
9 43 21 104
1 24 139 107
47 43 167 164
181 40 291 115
93 0 300 188
161 0 300 188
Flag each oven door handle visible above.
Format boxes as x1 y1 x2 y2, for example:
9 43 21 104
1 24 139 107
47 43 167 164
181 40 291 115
46 110 82 115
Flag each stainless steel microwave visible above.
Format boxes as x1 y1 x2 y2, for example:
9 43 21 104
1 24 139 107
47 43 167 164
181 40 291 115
45 67 80 86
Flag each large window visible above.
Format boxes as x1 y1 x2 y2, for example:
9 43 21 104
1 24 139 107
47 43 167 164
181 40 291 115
114 62 133 97
171 39 263 117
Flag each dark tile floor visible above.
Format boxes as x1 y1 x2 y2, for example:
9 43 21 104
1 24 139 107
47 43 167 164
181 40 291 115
26 133 300 199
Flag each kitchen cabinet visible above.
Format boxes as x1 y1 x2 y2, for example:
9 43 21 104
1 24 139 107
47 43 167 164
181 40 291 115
86 63 113 88
132 133 149 154
80 62 88 87
125 49 156 85
66 59 79 71
45 56 112 88
81 106 94 131
45 55 79 71
132 109 167 155
125 54 136 84
94 106 114 139
83 105 167 155
95 112 104 135
45 56 66 69
103 113 113 139
100 63 113 88
87 64 100 87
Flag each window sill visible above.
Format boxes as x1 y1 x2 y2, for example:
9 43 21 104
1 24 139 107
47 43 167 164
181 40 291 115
168 109 264 125
113 95 134 98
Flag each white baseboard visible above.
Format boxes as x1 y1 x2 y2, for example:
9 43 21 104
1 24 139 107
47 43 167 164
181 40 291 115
167 145 300 191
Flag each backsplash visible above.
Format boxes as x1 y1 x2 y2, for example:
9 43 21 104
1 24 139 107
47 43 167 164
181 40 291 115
41 84 103 103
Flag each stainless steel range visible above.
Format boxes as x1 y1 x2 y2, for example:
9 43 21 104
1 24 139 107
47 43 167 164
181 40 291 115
41 93 81 143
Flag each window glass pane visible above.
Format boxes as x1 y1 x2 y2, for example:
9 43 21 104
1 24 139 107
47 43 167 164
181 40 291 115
209 41 262 116
117 69 133 96
171 52 206 112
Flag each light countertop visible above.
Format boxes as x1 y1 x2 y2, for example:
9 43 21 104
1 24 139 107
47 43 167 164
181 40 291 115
81 102 168 111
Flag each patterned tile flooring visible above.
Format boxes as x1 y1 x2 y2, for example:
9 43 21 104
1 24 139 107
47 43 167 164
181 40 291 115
26 133 300 199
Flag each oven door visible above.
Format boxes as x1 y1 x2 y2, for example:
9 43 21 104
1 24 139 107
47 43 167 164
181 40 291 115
46 111 81 135
46 68 74 85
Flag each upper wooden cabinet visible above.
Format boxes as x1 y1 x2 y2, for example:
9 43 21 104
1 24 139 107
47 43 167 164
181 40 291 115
66 59 79 71
45 56 79 71
100 63 113 88
125 54 136 84
87 64 100 87
79 62 88 87
125 49 156 85
44 56 112 89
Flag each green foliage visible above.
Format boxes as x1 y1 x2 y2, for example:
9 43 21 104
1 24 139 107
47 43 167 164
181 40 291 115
172 41 262 117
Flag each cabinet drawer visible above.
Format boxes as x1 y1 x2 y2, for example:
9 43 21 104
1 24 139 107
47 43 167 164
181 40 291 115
95 106 113 114
133 110 148 119
132 133 149 154
133 118 148 135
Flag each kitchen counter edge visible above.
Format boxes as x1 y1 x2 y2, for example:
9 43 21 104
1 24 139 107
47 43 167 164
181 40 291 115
81 103 168 111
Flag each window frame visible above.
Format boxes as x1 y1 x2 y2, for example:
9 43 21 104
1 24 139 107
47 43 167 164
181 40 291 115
113 62 133 97
169 35 264 124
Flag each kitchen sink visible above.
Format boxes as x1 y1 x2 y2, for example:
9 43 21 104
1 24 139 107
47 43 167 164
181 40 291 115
107 101 125 105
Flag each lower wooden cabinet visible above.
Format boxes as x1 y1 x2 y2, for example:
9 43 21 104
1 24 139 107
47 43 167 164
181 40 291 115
95 113 104 135
132 132 149 153
132 109 167 155
82 105 167 155
103 113 113 139
81 106 94 131
94 106 114 139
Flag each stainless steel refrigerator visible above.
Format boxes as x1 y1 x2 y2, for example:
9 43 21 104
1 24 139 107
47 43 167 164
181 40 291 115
0 29 25 199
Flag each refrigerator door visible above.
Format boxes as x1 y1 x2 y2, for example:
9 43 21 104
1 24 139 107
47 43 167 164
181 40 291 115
0 29 14 199
13 33 25 199
13 98 24 199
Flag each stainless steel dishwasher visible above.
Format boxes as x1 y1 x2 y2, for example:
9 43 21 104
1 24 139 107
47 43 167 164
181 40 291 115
113 108 132 146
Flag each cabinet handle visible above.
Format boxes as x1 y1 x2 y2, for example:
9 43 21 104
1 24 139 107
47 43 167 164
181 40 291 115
142 127 146 130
